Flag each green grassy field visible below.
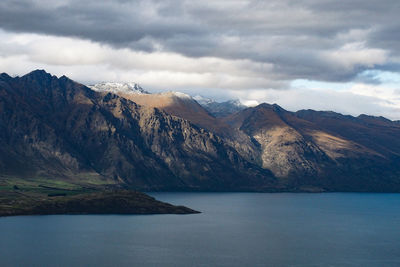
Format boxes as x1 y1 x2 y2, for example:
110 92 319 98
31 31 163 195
0 174 117 196
0 174 120 216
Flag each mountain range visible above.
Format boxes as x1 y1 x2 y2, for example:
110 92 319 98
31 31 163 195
1 70 400 192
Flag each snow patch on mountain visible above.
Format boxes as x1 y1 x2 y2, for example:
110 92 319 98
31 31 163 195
88 82 149 94
193 95 246 117
88 82 245 116
194 95 245 107
193 95 215 105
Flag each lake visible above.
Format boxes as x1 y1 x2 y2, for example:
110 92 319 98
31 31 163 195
1 193 400 266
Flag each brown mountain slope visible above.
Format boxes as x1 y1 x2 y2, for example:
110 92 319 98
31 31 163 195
0 70 276 191
224 103 400 191
224 104 329 179
108 90 261 165
115 91 231 135
295 110 400 158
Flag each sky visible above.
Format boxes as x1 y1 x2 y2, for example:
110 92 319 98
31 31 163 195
1 0 400 119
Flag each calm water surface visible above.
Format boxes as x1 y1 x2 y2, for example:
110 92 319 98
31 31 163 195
1 193 400 266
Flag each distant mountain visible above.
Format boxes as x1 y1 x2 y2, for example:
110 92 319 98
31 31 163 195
89 82 149 94
2 70 400 192
193 95 246 117
224 104 400 191
192 95 214 105
295 109 400 159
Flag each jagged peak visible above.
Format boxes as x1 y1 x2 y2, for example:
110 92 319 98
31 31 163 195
88 82 150 95
23 69 54 79
0 72 12 80
193 95 215 105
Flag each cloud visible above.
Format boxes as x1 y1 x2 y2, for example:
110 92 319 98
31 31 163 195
0 0 399 83
323 42 387 70
0 30 283 90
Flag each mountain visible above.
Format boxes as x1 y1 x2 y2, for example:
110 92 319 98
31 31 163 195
295 110 400 158
2 70 400 192
194 95 246 117
0 70 275 191
224 104 400 191
111 91 228 134
93 89 262 166
89 82 149 94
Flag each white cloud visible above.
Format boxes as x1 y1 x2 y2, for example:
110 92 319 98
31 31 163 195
349 83 400 108
0 30 282 90
323 42 387 70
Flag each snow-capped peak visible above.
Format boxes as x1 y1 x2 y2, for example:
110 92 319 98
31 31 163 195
88 82 149 95
193 95 245 107
193 97 246 117
193 95 215 105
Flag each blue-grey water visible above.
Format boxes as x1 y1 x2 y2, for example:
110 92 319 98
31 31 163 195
1 193 400 267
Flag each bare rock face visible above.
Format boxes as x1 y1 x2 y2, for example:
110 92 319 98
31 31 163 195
107 90 262 167
224 104 329 183
0 70 275 191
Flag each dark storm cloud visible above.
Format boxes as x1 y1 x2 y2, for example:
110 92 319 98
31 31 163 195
0 0 399 83
0 0 203 49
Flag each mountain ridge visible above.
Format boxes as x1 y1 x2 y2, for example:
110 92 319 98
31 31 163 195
2 70 400 192
0 70 277 192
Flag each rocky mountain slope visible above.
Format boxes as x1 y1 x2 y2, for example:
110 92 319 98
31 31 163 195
95 88 261 167
0 70 275 191
223 104 400 191
2 70 400 192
